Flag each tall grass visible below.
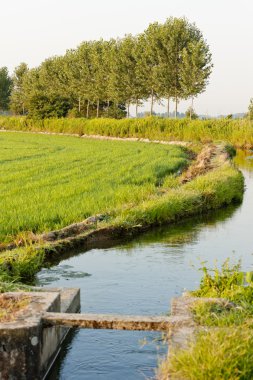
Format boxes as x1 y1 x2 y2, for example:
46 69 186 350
0 132 189 242
159 328 253 380
158 260 253 379
0 246 45 283
0 116 253 148
115 163 244 227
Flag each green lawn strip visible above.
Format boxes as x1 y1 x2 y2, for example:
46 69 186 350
1 116 253 148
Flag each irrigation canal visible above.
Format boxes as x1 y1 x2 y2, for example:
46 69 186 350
36 150 253 380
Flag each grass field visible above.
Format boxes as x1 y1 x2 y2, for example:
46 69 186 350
0 132 189 242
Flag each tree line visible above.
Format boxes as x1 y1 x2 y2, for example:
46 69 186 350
0 17 213 119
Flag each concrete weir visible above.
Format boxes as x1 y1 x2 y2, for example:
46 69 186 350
0 288 80 380
0 289 196 380
42 312 188 331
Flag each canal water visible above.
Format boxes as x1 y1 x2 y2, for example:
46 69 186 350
38 150 253 380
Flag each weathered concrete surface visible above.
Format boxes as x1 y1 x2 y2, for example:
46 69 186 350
0 292 60 380
0 288 80 380
40 288 80 379
42 312 192 331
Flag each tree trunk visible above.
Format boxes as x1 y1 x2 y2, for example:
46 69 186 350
167 97 170 118
22 103 25 115
190 97 194 120
127 102 130 118
135 99 138 118
175 96 178 119
78 97 81 113
86 100 90 118
150 89 154 116
115 102 118 118
107 100 110 116
96 99 99 118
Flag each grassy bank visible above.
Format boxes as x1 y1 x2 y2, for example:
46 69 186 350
159 261 253 379
0 116 253 148
115 163 243 227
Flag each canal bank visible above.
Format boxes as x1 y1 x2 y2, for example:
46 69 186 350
34 150 253 380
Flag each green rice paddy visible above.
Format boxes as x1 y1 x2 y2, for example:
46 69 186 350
0 132 188 242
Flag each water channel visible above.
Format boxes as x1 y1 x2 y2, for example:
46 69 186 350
37 150 253 380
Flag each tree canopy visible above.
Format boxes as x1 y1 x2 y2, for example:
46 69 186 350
0 67 12 111
248 99 253 120
8 17 212 119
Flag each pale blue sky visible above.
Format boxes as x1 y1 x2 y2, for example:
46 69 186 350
1 0 252 115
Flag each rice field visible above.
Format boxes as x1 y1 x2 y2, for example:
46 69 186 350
0 132 189 242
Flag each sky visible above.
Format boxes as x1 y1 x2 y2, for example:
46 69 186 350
1 0 252 116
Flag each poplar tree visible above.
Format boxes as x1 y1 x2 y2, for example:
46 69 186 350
65 43 94 116
0 67 12 111
10 63 29 115
9 17 212 119
180 40 212 118
248 99 253 120
141 23 163 115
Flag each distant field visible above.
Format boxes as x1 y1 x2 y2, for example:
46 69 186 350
0 132 189 242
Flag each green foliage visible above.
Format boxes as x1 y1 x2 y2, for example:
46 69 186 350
185 106 198 119
0 246 45 283
224 143 236 157
28 94 71 118
192 259 253 303
0 67 12 111
190 259 253 328
10 63 29 115
248 98 253 120
8 17 212 118
1 116 253 148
